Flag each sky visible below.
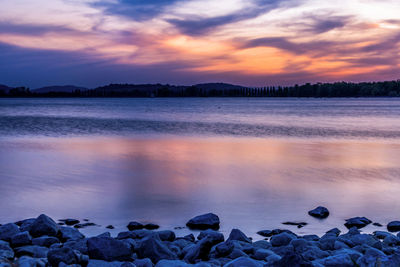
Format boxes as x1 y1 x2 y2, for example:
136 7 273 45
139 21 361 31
0 0 399 88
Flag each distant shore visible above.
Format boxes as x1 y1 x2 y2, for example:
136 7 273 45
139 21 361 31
2 210 400 266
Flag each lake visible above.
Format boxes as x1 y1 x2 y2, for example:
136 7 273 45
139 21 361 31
1 98 400 238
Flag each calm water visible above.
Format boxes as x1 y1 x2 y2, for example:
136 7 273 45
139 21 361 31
1 98 400 238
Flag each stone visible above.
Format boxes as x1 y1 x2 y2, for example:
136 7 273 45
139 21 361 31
14 245 49 258
186 213 220 230
318 253 353 267
47 247 78 266
106 225 115 229
308 206 329 219
156 230 175 242
373 231 392 239
59 219 80 226
87 237 132 261
10 231 32 247
136 234 176 263
223 256 264 267
215 241 234 257
59 226 85 241
16 218 35 232
383 234 400 246
155 260 190 266
198 230 224 245
256 230 272 237
74 222 97 228
325 228 341 237
184 235 214 263
0 240 14 259
134 258 153 267
344 217 372 229
144 223 159 230
0 223 20 241
29 214 59 237
17 256 47 267
253 248 276 260
64 239 88 255
127 222 144 231
282 221 307 228
87 260 136 267
270 232 295 247
32 236 60 247
226 229 251 243
387 221 400 232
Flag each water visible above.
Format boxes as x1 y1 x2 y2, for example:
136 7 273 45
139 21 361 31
1 98 400 238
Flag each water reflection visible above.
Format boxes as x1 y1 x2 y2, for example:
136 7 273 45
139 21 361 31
0 137 399 238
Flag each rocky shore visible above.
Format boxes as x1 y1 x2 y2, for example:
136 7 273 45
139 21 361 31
1 208 400 266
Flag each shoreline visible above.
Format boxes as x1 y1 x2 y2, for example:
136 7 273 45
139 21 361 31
1 212 400 266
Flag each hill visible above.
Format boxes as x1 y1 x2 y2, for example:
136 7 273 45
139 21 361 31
33 85 88 93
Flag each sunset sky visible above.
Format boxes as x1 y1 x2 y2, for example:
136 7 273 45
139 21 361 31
1 0 399 88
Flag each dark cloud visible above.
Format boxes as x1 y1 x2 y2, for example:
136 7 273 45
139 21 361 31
0 22 80 36
362 32 400 53
90 0 183 21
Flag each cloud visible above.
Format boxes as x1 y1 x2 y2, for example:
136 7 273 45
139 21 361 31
0 22 81 36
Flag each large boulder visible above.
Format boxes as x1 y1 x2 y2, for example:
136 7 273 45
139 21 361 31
58 226 85 241
47 247 78 266
183 236 214 263
87 237 132 261
0 223 20 241
0 240 14 259
29 214 59 237
344 217 371 229
136 234 177 263
186 213 220 230
226 229 251 243
308 206 329 219
270 232 295 247
10 231 32 247
387 221 400 232
198 230 224 245
127 221 144 231
156 230 176 242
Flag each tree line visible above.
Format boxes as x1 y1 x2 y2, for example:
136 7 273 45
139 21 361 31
1 80 400 98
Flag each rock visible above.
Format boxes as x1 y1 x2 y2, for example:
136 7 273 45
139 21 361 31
74 222 97 228
282 222 308 228
59 219 80 226
325 228 341 237
198 230 224 246
253 248 276 260
373 222 383 227
0 240 14 259
144 223 159 230
256 230 272 237
87 237 132 261
270 232 295 247
302 235 320 241
19 218 36 232
10 231 32 247
186 213 220 230
308 206 329 219
226 229 251 243
156 230 175 242
350 234 378 247
47 247 78 266
155 259 190 266
14 245 49 258
64 239 88 255
317 253 353 267
0 223 20 241
127 222 144 231
136 234 176 263
383 234 400 246
98 232 112 238
276 251 311 266
223 256 264 267
29 214 59 237
183 235 214 263
344 217 372 229
32 236 60 247
253 240 271 249
387 221 400 232
59 226 85 241
17 256 47 267
134 258 153 267
356 247 387 266
106 225 115 229
215 241 234 257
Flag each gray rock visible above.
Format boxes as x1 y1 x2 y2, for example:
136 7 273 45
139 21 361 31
63 239 88 254
356 247 387 266
308 206 329 219
14 245 49 258
136 234 176 263
98 232 112 238
133 258 153 267
387 221 400 232
198 230 224 245
383 234 400 246
156 231 175 242
0 240 14 259
47 247 78 266
144 224 159 230
59 226 85 241
344 217 372 229
186 213 220 230
0 223 20 241
17 219 36 232
256 230 272 237
253 248 275 260
87 260 136 267
87 237 132 261
11 231 32 247
59 219 80 226
373 231 392 239
184 236 214 263
226 229 251 243
325 228 341 237
270 232 295 247
318 253 353 267
350 234 378 247
302 235 320 241
223 256 263 267
17 256 47 267
252 240 271 249
127 222 144 231
227 248 247 259
29 214 59 237
215 241 234 257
